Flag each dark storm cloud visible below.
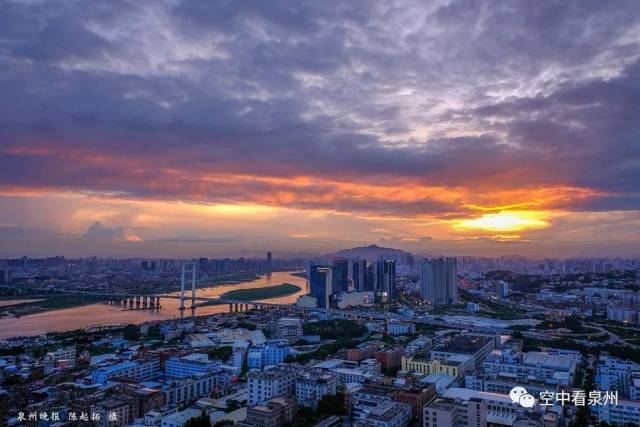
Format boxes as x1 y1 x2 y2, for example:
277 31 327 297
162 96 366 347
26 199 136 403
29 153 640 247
0 0 639 215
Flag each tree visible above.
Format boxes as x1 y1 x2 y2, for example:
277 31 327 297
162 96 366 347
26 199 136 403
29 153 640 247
146 324 161 338
287 339 358 363
287 407 318 427
208 346 232 361
236 321 257 331
122 324 140 341
2 375 21 387
569 368 595 427
240 363 249 378
317 394 345 417
31 346 49 360
225 399 243 412
0 346 24 356
382 366 400 377
303 320 367 340
185 411 211 427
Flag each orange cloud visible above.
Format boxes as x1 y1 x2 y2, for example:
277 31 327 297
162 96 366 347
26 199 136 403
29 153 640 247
452 211 551 232
1 143 606 229
123 231 143 242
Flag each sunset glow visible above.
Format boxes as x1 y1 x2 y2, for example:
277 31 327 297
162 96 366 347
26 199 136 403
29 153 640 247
453 211 551 232
2 2 640 421
0 1 638 258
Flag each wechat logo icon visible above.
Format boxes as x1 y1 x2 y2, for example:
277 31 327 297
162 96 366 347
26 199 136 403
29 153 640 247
510 386 535 408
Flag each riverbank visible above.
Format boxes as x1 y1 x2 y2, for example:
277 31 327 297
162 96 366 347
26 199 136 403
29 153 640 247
219 283 302 301
131 271 265 296
0 271 307 338
0 299 45 308
0 270 291 318
0 296 97 318
290 271 308 279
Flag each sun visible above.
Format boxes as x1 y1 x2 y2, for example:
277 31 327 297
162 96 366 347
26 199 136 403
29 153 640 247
453 211 550 232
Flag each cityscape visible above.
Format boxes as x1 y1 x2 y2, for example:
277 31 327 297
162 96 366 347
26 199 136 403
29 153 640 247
1 1 640 427
1 250 640 427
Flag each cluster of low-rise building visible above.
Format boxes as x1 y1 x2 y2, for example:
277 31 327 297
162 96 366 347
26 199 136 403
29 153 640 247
4 291 640 427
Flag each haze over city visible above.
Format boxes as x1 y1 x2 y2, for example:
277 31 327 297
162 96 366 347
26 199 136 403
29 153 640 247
1 1 639 259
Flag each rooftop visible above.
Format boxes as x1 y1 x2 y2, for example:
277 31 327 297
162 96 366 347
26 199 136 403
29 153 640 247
355 385 395 397
426 398 457 412
333 367 370 376
181 353 210 362
298 371 336 383
522 352 576 370
443 387 512 405
421 374 456 392
435 336 493 354
249 368 296 380
359 401 409 421
135 387 160 396
312 359 344 370
95 360 137 373
163 408 202 424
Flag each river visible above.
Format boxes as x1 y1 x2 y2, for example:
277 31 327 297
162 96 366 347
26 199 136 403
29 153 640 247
0 271 308 338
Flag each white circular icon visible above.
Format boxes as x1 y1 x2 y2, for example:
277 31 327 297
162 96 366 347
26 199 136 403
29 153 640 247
510 386 535 408
519 393 535 408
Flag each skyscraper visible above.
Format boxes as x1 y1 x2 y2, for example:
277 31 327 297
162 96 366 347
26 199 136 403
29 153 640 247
309 265 332 308
375 259 397 302
352 259 366 291
332 258 348 293
267 251 272 276
198 257 209 272
365 262 375 291
499 281 509 298
420 257 458 305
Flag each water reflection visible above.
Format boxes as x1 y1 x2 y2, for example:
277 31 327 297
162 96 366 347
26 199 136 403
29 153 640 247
0 271 307 338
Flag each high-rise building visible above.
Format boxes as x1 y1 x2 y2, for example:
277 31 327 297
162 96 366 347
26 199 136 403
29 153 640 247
245 396 297 426
332 258 349 293
309 265 332 308
597 354 640 398
352 259 366 291
198 257 209 272
267 252 272 276
420 257 458 305
365 262 375 290
375 259 397 302
295 371 338 409
423 388 551 427
247 339 291 370
165 354 232 380
248 368 297 405
499 281 509 298
91 359 160 384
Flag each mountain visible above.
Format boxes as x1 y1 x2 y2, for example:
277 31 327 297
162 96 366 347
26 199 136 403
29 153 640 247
322 244 415 264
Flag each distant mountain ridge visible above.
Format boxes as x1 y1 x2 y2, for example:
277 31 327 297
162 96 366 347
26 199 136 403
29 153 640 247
322 244 415 263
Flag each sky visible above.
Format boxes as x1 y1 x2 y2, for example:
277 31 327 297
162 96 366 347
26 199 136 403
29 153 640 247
0 0 639 259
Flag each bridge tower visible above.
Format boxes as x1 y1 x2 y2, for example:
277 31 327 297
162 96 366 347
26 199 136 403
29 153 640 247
180 262 197 313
